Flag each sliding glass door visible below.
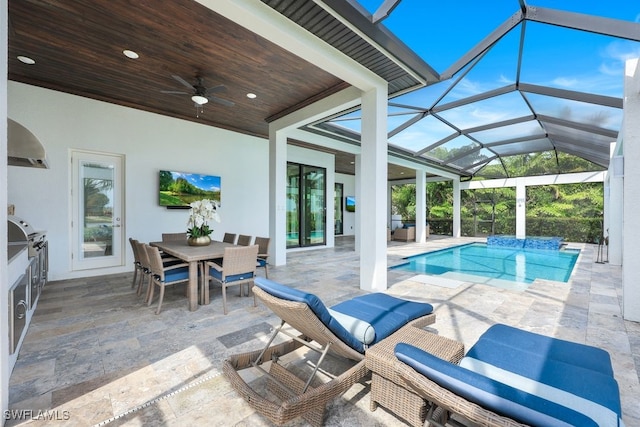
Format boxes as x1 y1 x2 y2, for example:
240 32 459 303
287 163 326 248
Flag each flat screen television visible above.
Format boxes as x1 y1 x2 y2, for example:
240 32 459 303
159 170 221 208
346 196 355 212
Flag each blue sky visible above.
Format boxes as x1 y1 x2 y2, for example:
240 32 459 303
332 0 639 149
171 171 220 192
357 0 640 75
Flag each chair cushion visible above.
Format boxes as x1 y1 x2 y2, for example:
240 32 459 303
164 267 189 283
465 331 621 415
330 293 433 345
257 258 267 267
209 267 254 283
473 324 613 376
328 309 375 345
395 343 599 427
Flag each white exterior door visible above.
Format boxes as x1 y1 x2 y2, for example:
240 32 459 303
71 150 124 270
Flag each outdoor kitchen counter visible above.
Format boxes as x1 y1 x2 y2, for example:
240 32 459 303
8 242 27 263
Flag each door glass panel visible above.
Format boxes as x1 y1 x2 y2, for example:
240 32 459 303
286 163 326 248
286 164 300 248
81 162 115 258
303 166 325 246
335 183 343 235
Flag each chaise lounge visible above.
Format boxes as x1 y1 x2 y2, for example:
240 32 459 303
223 277 436 426
393 324 624 427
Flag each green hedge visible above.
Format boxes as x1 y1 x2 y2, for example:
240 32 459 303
431 217 603 243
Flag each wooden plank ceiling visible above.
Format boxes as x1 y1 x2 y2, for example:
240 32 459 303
7 0 417 179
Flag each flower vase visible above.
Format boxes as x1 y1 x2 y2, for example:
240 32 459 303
187 235 211 247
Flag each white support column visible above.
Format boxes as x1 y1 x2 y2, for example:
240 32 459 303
359 86 388 291
269 128 288 266
415 170 427 242
515 178 526 239
452 178 461 237
622 58 640 321
354 154 361 254
607 141 623 265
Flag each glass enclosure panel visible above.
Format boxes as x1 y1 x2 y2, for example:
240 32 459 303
81 162 114 259
489 139 554 157
437 91 532 130
470 121 544 144
423 135 478 162
389 114 454 152
524 93 623 130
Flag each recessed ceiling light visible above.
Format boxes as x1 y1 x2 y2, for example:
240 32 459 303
246 93 257 99
123 49 139 59
17 56 35 65
350 161 355 165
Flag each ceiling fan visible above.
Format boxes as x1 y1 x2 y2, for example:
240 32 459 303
161 75 235 108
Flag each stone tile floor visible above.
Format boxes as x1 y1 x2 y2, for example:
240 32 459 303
7 235 640 426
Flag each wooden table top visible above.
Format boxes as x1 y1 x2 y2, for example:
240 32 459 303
150 240 235 262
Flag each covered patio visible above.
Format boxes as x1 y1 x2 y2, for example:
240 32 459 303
8 236 640 426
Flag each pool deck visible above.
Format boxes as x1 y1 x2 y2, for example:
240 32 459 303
7 235 640 426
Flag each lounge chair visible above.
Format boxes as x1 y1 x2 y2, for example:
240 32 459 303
223 277 436 426
394 324 624 427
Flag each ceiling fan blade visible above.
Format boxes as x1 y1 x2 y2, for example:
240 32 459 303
171 74 194 90
160 90 189 94
209 96 235 107
206 84 225 94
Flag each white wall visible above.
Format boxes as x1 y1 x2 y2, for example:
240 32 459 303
2 0 10 420
336 172 355 236
8 82 269 280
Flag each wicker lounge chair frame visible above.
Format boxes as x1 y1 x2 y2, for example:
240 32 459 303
223 286 436 426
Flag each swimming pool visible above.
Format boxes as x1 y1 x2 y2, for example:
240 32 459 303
391 243 580 288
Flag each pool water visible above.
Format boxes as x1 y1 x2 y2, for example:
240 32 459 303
392 243 579 286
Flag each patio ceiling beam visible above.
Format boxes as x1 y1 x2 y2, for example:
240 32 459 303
441 10 524 80
519 83 623 108
537 114 618 138
524 6 640 42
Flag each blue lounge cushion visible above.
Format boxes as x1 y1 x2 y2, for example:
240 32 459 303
330 293 433 345
475 324 613 376
465 336 621 415
257 258 267 267
395 343 600 427
254 278 434 353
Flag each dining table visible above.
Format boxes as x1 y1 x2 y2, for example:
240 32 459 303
150 240 235 311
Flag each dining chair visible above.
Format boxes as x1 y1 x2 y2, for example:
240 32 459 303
162 232 186 241
129 238 143 289
144 244 190 314
205 244 259 315
133 240 152 298
237 234 252 246
223 233 237 244
254 236 270 278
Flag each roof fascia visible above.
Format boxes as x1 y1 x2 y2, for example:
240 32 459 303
321 0 440 83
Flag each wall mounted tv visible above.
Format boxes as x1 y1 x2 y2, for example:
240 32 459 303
346 196 355 212
159 170 221 208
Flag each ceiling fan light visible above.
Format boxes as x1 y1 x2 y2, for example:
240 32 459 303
192 95 209 105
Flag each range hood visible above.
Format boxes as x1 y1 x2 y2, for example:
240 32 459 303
7 118 49 168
